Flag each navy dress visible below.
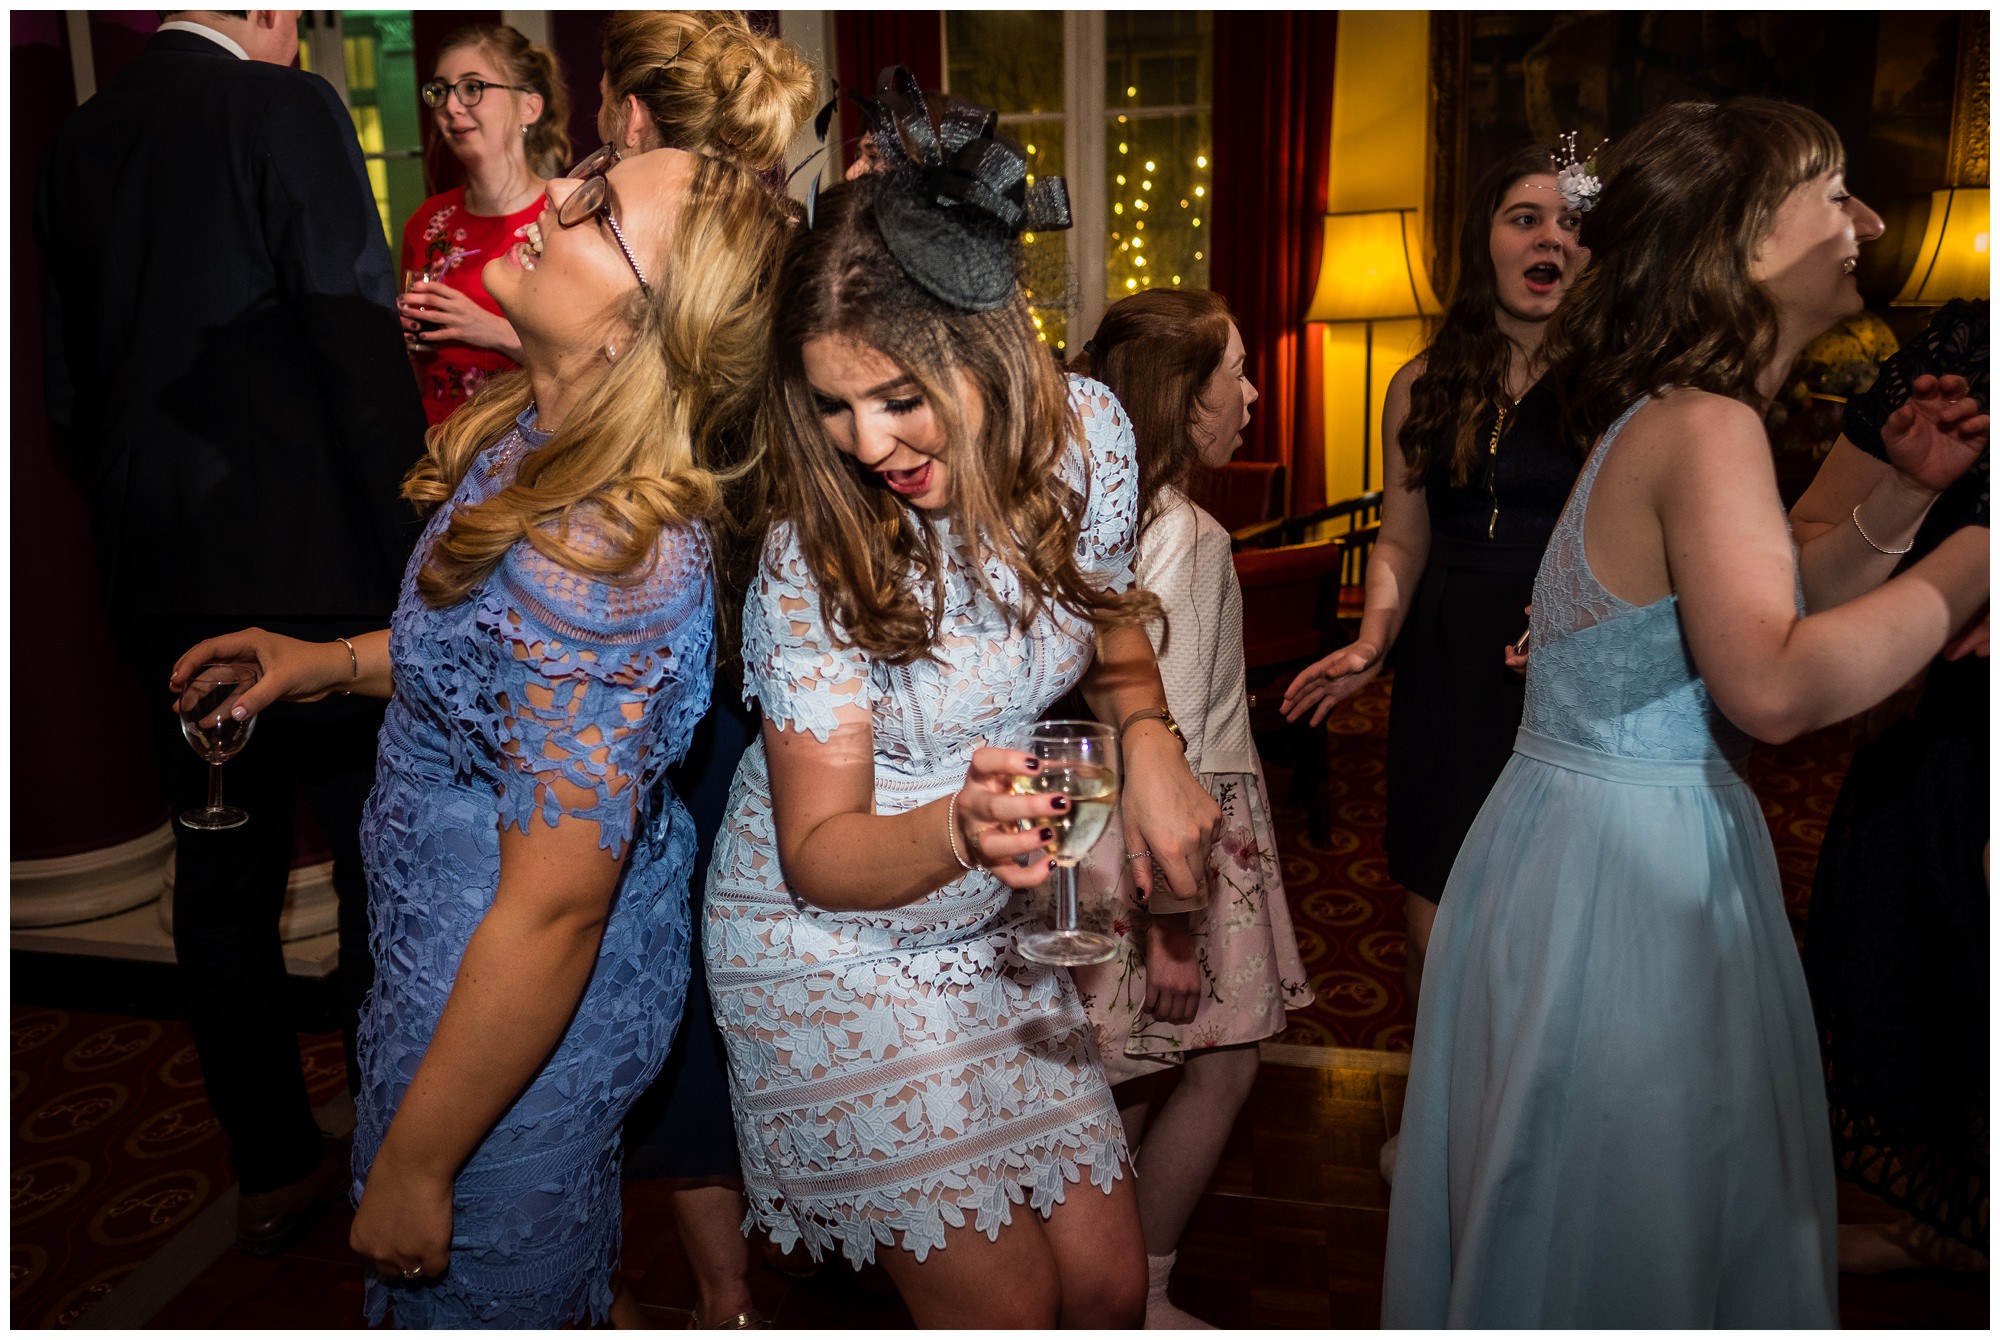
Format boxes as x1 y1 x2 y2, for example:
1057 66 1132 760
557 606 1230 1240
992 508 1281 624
353 409 715 1326
1385 377 1578 900
1805 297 1989 1254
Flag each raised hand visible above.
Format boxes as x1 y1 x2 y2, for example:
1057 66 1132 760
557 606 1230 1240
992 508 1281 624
1281 641 1384 726
1882 373 1989 495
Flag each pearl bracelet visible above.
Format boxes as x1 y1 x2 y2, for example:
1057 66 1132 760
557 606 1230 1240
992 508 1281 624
1851 503 1915 556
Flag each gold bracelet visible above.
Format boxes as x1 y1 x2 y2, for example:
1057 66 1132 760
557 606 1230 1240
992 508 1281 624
945 793 975 871
335 636 359 695
1851 503 1915 556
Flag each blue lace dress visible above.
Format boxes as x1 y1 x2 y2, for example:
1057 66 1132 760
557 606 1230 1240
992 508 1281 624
353 408 714 1327
1380 398 1837 1327
703 375 1136 1268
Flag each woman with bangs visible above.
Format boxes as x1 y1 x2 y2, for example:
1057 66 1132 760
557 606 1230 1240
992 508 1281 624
1381 97 1987 1327
702 91 1218 1327
170 138 797 1325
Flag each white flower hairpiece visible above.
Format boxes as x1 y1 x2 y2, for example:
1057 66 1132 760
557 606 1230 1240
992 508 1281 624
1550 130 1606 213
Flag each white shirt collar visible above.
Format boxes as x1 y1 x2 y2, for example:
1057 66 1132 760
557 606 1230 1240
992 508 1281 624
158 19 249 61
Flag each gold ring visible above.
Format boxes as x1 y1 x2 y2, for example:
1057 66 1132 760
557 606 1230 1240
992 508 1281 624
400 1265 422 1280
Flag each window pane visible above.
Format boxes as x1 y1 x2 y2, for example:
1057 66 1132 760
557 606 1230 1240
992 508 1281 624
945 15 1070 354
1104 11 1210 302
946 12 1065 114
1106 115 1209 300
1105 11 1211 107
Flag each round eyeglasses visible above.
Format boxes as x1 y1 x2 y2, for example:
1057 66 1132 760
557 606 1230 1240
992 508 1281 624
556 145 652 297
420 77 533 109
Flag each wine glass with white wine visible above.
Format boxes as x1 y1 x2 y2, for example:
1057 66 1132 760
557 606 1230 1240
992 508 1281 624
176 662 260 830
1011 719 1121 966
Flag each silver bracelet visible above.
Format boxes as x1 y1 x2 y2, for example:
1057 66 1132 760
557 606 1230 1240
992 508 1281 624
1851 503 1915 556
945 793 975 870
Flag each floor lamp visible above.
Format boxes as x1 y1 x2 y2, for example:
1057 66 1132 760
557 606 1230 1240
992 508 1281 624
1303 209 1440 491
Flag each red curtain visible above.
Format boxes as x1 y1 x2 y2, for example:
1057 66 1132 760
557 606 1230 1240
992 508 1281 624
832 12 942 163
1210 12 1339 517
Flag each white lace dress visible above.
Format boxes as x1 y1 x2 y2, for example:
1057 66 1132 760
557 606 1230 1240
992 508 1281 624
703 376 1138 1268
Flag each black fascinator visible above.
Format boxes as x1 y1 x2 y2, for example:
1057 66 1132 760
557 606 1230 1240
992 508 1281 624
852 65 1072 312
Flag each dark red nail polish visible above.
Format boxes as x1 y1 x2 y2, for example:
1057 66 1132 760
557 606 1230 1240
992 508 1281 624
1039 828 1054 843
1023 757 1041 772
1050 796 1069 812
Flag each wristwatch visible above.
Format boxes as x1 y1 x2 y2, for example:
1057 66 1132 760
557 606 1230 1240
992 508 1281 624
1119 706 1187 753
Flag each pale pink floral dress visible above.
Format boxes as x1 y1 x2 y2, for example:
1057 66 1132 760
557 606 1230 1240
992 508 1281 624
1072 491 1313 1084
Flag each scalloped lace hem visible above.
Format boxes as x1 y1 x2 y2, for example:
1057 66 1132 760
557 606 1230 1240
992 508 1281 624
744 1123 1131 1268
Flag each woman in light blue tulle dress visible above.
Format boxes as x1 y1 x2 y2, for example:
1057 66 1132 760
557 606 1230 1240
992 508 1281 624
171 146 793 1327
1381 99 1990 1328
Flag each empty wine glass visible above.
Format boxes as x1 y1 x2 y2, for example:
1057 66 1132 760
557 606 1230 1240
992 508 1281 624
1012 719 1121 966
177 662 259 830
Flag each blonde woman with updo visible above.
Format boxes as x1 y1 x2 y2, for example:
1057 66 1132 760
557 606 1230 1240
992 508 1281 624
397 23 568 426
172 113 797 1323
597 10 814 167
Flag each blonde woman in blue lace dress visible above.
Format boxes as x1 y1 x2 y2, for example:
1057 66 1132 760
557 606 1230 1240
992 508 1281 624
703 103 1219 1328
170 142 791 1326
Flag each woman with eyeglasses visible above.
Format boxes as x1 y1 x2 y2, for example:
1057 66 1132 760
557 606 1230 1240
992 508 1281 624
397 23 568 427
170 119 797 1323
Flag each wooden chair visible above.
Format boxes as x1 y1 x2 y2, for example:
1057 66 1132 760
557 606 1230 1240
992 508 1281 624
1233 538 1345 845
1235 490 1383 634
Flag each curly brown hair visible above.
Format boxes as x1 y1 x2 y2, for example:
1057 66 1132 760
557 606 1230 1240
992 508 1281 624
1542 97 1846 460
1068 288 1235 530
757 175 1157 665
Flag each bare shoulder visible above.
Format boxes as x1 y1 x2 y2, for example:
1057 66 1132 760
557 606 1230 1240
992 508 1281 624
1387 355 1428 396
1619 388 1769 469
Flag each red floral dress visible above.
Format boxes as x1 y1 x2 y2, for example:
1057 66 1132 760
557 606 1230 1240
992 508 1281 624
399 187 539 426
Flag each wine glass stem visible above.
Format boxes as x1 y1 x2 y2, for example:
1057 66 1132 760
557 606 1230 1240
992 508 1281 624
207 761 225 815
1050 862 1080 935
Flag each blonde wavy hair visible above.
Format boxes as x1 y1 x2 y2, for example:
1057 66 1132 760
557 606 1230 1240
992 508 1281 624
402 152 794 609
601 10 816 169
761 175 1157 665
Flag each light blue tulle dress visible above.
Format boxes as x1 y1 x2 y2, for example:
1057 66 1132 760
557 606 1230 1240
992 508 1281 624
353 408 713 1327
1380 397 1837 1328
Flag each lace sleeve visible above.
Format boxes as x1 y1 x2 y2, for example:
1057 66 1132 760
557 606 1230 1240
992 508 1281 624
1061 374 1142 593
475 519 715 854
740 522 876 743
1844 298 1989 457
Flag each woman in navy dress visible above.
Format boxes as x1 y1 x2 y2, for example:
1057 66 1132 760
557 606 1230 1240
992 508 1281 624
171 140 793 1326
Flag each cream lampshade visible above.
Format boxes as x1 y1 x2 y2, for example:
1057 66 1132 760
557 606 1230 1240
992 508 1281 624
1304 210 1440 490
1892 188 1990 306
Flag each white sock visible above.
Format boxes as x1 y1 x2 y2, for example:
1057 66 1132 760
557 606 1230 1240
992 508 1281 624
1144 1252 1214 1329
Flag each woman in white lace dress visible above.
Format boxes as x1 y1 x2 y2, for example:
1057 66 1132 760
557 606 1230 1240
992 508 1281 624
702 101 1219 1327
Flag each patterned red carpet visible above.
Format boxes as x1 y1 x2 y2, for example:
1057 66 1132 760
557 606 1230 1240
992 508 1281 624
11 676 1857 1323
9 1008 345 1328
1270 674 1857 1052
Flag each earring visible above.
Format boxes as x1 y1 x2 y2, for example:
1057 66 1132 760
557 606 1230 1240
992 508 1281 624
603 343 619 363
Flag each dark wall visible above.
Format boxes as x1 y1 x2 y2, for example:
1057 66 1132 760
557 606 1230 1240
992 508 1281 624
14 13 170 856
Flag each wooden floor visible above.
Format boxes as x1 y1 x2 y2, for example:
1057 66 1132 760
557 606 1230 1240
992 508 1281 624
137 1044 1986 1330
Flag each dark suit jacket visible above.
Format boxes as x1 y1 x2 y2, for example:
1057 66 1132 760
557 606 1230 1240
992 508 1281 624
37 29 425 641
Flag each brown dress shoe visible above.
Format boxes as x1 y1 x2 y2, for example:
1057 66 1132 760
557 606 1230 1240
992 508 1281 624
237 1138 347 1256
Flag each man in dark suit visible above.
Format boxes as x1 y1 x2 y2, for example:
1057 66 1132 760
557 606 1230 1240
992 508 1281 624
37 10 425 1253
